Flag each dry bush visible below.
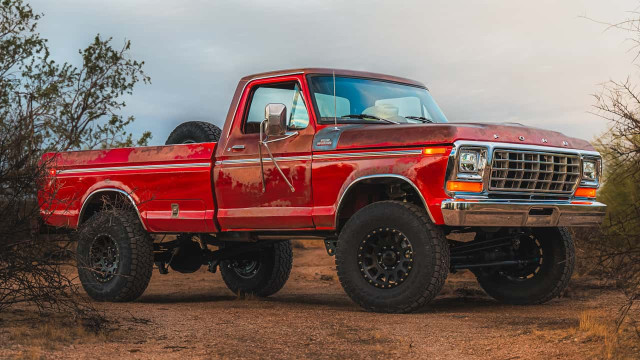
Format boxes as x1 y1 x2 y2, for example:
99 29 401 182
0 0 149 318
570 11 640 341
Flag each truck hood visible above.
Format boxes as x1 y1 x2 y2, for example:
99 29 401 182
313 122 595 152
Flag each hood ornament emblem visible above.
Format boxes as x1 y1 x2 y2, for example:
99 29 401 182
518 136 525 141
541 138 548 143
493 134 499 139
562 141 569 146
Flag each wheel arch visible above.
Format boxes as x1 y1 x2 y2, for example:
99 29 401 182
78 188 146 230
335 174 434 231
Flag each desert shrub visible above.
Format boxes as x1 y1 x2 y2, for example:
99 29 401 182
0 0 149 316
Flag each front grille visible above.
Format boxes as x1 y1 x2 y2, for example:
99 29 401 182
490 149 581 194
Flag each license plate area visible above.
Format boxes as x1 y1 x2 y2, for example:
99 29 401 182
526 207 556 226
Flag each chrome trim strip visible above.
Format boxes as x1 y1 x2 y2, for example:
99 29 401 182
57 162 211 174
335 174 435 225
453 140 600 157
78 188 147 230
215 149 421 165
313 149 423 160
216 155 312 166
441 199 606 227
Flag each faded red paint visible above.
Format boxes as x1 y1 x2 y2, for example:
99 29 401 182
39 69 597 234
40 143 217 233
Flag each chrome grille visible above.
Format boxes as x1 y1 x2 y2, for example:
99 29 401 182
490 149 581 194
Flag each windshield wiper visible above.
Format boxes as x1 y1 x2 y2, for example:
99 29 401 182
404 116 434 123
340 114 399 124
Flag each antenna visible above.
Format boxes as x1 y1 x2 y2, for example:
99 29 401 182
333 70 338 130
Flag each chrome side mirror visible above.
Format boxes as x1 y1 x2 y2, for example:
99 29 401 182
258 103 296 194
265 103 287 137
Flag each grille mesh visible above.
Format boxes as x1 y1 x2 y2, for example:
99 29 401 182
490 149 580 194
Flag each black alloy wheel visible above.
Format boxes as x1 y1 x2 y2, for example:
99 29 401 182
230 259 262 279
358 227 414 289
335 201 449 313
77 209 154 302
88 234 121 282
220 241 293 297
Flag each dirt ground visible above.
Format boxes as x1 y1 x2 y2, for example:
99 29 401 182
1 245 637 360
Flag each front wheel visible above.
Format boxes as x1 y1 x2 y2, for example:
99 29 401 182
474 227 575 305
335 201 449 313
220 241 293 297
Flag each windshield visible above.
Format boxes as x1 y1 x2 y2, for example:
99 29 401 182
307 76 448 124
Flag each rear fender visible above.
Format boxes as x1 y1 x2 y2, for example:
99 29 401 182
78 186 146 230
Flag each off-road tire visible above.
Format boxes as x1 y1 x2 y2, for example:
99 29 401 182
475 227 575 305
220 241 293 297
335 201 449 313
165 121 222 144
76 210 153 302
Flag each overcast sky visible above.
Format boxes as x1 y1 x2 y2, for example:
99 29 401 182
30 0 640 144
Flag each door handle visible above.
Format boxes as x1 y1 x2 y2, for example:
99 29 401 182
229 145 245 151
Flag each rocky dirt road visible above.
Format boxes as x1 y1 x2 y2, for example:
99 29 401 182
0 246 630 359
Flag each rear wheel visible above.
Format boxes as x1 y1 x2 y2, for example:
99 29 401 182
165 121 221 144
474 227 575 305
335 201 449 313
220 241 293 297
76 210 153 302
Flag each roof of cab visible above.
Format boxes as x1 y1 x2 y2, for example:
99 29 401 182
240 68 426 88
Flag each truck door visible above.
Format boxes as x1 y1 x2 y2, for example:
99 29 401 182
214 76 315 230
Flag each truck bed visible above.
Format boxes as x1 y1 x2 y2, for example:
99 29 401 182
40 143 217 232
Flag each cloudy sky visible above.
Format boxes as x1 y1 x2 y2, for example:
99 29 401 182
30 0 640 144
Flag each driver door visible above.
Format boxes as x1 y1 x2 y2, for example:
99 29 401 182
214 78 315 230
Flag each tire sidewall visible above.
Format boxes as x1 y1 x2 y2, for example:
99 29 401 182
76 212 135 301
221 248 276 294
476 227 575 304
220 241 293 297
165 121 221 145
336 201 444 312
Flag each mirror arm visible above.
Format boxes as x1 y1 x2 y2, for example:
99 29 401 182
258 120 267 192
261 139 296 193
258 120 296 193
264 131 299 144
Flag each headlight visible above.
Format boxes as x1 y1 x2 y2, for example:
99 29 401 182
458 148 487 173
582 160 597 181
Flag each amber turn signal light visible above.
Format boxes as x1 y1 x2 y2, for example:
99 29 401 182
423 147 448 155
49 168 56 176
446 181 483 193
574 187 596 198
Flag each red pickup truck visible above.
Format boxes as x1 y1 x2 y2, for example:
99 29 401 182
40 68 606 313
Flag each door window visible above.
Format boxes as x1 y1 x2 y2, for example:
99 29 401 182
244 82 310 134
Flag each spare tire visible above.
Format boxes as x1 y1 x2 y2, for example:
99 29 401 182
165 121 222 144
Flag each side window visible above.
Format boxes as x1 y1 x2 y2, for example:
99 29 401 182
244 82 309 134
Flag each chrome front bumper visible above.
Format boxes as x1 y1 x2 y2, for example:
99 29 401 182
441 199 606 227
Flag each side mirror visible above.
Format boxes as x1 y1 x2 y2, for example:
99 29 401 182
264 103 287 137
258 103 297 193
